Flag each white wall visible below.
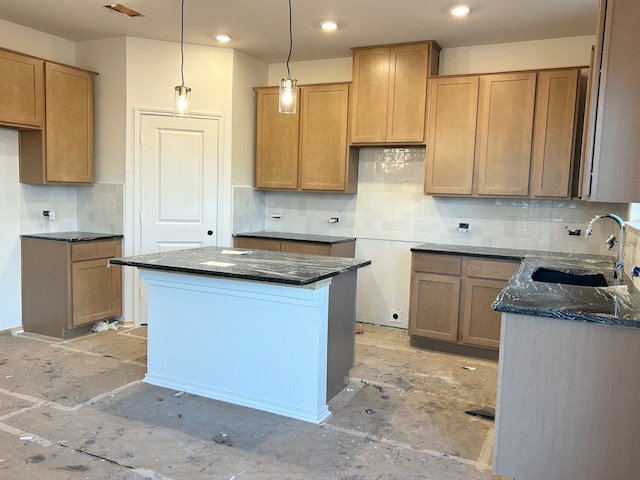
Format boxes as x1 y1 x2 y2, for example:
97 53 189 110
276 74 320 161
77 38 128 184
231 51 268 186
0 129 21 331
0 18 75 64
268 57 352 86
439 36 595 75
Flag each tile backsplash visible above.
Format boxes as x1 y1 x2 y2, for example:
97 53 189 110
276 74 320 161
20 183 124 235
77 183 124 234
233 186 265 234
249 147 628 255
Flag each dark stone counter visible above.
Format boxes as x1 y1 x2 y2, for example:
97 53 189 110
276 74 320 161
21 231 123 242
110 246 371 286
411 242 640 328
233 232 356 245
411 242 538 261
493 255 640 328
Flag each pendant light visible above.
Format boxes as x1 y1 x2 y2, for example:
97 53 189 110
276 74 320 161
279 0 297 114
174 0 191 117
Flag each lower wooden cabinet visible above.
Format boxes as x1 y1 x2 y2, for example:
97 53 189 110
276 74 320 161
21 237 122 338
409 252 519 357
233 236 355 258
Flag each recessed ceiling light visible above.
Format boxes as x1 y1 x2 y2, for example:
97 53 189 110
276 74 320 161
449 5 470 17
216 34 231 43
321 21 338 31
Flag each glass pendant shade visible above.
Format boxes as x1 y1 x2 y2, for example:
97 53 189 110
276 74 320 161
279 77 297 114
174 85 191 117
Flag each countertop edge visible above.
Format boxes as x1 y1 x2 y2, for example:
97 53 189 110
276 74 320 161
233 232 356 245
109 257 372 286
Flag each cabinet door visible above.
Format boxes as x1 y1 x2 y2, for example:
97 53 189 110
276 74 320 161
299 84 350 191
475 73 536 196
531 69 579 198
386 43 429 143
0 49 44 128
45 63 93 183
255 87 299 189
460 278 507 349
588 0 640 202
424 76 479 195
350 47 390 143
579 47 597 198
409 272 460 342
71 258 122 327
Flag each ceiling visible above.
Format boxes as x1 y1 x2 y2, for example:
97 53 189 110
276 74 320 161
0 0 599 63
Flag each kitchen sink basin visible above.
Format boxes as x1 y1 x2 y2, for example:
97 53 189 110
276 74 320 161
531 267 609 287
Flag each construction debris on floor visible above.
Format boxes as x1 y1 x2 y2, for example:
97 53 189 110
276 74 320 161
0 323 504 479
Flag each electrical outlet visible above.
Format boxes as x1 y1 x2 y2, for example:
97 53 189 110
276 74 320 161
390 309 402 323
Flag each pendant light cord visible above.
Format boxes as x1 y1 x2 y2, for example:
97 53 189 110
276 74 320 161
286 0 292 77
180 0 185 86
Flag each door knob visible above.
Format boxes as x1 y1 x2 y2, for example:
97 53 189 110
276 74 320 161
207 230 213 236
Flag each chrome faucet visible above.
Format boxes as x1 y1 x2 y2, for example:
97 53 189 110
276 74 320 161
585 213 626 283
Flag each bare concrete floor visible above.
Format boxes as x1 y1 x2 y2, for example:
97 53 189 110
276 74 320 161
0 323 503 479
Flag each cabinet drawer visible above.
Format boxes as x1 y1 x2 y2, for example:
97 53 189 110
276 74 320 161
71 240 120 261
464 258 519 281
412 253 461 275
233 237 282 252
281 241 331 256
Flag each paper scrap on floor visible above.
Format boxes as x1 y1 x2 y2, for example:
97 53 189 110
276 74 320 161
220 249 252 255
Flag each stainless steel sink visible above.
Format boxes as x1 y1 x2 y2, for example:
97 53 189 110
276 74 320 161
531 267 609 287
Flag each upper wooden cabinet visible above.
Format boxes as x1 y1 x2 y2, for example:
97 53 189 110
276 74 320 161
255 83 358 193
424 68 580 198
350 41 440 145
0 49 44 128
475 72 536 196
580 0 640 202
255 87 299 189
424 76 478 195
530 69 580 198
20 63 95 184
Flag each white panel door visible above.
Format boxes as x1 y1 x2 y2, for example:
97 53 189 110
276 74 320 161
140 115 220 253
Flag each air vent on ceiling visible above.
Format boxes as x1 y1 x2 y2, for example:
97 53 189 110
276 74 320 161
104 3 144 18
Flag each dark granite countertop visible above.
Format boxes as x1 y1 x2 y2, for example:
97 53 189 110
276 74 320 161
411 242 540 261
21 231 123 242
493 254 640 328
233 232 356 244
110 246 371 286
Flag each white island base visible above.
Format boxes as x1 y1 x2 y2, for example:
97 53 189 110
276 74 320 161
140 268 357 424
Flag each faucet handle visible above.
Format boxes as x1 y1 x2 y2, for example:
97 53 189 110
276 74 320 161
605 235 616 249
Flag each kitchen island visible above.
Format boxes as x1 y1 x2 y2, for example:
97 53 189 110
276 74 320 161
110 247 370 424
492 254 640 479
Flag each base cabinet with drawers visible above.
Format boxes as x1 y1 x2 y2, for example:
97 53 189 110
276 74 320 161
21 237 122 338
233 236 355 258
409 252 519 358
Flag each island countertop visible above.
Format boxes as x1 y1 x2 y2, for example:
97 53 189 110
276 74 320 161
110 246 371 286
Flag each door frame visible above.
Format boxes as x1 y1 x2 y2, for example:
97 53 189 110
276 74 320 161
126 107 231 326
